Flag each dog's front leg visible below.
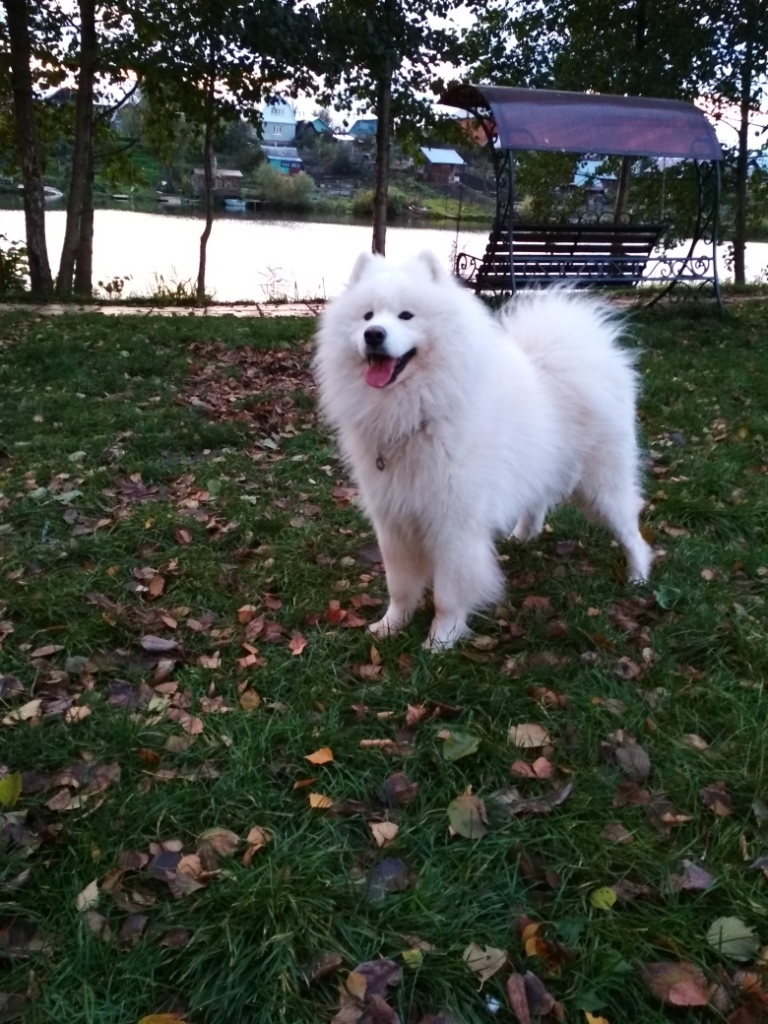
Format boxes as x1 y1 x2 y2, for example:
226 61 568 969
369 530 430 640
427 536 504 652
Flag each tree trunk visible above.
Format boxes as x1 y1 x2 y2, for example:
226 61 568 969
74 144 95 295
2 0 54 297
372 59 393 256
56 0 97 298
733 36 754 286
196 72 216 304
613 156 633 223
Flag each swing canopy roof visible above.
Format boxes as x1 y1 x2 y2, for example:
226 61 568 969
441 84 723 162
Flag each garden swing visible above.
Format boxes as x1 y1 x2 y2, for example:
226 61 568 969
441 84 724 308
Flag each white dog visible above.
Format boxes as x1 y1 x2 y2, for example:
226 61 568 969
315 250 651 650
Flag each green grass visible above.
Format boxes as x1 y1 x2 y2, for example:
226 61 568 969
0 303 767 1024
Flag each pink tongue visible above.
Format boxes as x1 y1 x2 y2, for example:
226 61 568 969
365 357 397 388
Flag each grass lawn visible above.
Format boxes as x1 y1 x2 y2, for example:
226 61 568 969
0 302 767 1024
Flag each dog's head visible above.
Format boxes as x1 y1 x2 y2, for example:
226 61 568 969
328 249 453 390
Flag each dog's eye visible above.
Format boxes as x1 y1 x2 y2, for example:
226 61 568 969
398 311 414 321
363 311 374 321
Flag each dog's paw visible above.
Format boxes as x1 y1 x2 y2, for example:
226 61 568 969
369 617 398 640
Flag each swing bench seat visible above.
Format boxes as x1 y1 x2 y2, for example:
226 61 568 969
456 222 665 292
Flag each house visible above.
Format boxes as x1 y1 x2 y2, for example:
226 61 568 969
261 145 303 175
261 97 296 144
348 118 378 139
296 118 332 139
419 147 465 184
571 159 617 192
192 157 243 198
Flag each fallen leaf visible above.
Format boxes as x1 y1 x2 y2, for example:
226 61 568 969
640 961 709 1006
439 731 481 761
707 917 759 961
167 709 204 735
137 1015 188 1024
614 740 652 782
302 951 344 984
239 689 262 711
680 733 709 751
139 635 179 653
243 825 273 865
701 780 733 817
672 859 714 892
76 879 99 912
602 823 634 845
381 772 419 807
463 943 507 986
288 632 308 656
585 1014 611 1024
65 705 92 724
370 822 399 848
30 643 64 658
366 857 416 901
509 724 550 749
590 887 617 910
309 792 333 809
306 747 334 766
511 757 554 780
198 827 238 858
448 794 487 840
507 974 532 1024
0 772 22 808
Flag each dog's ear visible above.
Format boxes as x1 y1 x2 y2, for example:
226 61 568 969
414 250 445 282
349 251 377 284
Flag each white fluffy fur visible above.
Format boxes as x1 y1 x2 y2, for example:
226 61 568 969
314 251 652 650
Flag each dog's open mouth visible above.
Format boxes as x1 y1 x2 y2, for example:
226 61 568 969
364 349 416 389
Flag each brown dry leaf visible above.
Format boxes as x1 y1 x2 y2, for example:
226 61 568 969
603 822 634 845
463 943 507 987
306 747 334 766
309 792 333 809
3 698 42 725
507 973 532 1024
137 1015 189 1024
701 780 733 817
288 632 308 656
199 828 239 858
30 643 64 658
511 757 554 780
370 822 399 848
198 652 221 670
614 739 652 782
167 709 204 735
680 733 709 751
140 635 179 653
639 961 709 1007
238 604 258 623
75 879 99 911
175 527 192 545
239 689 262 711
509 724 550 749
243 825 273 865
148 575 165 600
65 705 92 724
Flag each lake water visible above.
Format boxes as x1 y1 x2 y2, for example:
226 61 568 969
1 203 766 301
0 204 488 302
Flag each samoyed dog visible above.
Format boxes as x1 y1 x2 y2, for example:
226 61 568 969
315 250 652 651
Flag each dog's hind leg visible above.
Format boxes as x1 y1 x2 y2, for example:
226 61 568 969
369 529 430 639
575 482 652 584
511 507 547 541
427 537 504 651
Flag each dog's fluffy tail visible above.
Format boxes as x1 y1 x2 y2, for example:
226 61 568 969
500 287 633 370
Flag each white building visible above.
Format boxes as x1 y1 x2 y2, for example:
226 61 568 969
261 97 297 144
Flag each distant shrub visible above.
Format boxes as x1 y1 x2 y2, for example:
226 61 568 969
351 187 408 220
251 165 315 208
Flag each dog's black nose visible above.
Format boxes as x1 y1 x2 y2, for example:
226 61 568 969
364 326 387 348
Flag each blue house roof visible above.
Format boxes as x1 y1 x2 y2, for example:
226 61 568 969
349 118 378 137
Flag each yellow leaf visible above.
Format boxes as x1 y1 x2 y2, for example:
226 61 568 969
308 792 333 809
305 747 334 765
402 948 423 968
462 943 507 986
0 772 22 808
585 1013 611 1024
509 723 550 748
590 886 617 910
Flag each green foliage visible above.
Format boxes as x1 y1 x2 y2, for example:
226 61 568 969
0 234 29 296
250 164 316 208
351 185 408 219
